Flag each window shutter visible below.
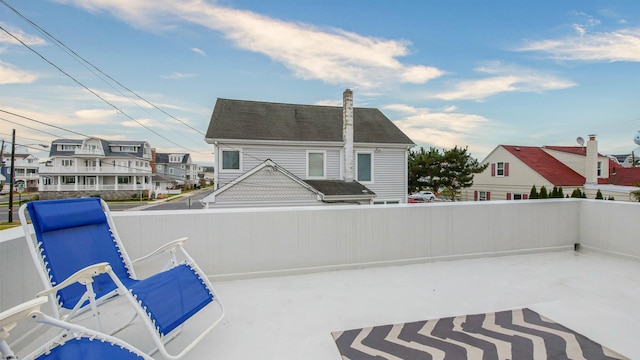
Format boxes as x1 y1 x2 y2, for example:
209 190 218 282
491 163 496 176
506 192 512 200
486 192 491 201
523 194 529 200
504 162 509 177
474 191 478 201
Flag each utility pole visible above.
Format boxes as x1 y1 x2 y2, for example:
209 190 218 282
8 129 15 223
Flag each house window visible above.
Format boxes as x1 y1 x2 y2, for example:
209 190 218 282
221 150 240 170
60 144 78 151
492 162 509 177
169 168 174 174
117 176 130 184
507 193 528 200
61 159 74 167
597 161 602 177
157 164 163 171
357 153 373 182
307 151 325 178
474 190 491 201
120 146 136 152
63 176 75 184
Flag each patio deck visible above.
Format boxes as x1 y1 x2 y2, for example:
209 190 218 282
3 199 639 359
152 249 637 359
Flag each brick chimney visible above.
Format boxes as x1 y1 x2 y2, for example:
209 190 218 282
585 134 598 184
343 89 354 182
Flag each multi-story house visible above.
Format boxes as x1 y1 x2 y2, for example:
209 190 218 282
38 137 153 200
153 152 199 188
1 145 42 193
201 89 415 208
465 135 640 202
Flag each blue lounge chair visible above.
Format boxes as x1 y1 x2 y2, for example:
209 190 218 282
19 198 225 359
0 297 152 360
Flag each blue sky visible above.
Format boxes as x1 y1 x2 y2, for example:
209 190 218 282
1 0 640 165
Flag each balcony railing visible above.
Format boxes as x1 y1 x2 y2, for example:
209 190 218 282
39 166 151 174
40 184 152 191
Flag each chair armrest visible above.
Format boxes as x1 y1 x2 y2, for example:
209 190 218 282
36 262 112 298
131 237 188 265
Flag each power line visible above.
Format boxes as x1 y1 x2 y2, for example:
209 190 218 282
0 23 203 154
0 0 206 137
0 109 89 137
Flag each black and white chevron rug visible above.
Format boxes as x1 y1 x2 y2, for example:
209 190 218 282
332 308 627 359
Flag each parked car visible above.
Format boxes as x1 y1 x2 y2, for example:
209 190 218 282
408 191 436 203
419 191 436 201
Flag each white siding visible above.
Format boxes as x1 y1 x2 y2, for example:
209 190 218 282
214 143 408 204
214 166 320 208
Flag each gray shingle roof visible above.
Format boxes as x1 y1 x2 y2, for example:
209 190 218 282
49 139 148 158
205 98 415 145
303 180 375 196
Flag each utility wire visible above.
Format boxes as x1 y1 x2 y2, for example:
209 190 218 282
0 109 89 138
0 23 202 154
0 0 206 137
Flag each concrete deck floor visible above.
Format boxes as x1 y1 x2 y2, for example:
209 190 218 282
16 249 640 359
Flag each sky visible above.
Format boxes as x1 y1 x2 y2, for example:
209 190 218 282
1 0 640 165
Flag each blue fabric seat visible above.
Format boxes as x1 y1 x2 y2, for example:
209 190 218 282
20 198 225 359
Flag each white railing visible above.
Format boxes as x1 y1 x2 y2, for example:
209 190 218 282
2 199 639 311
39 166 151 174
40 184 152 191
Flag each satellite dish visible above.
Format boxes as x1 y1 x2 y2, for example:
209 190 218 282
576 137 585 146
634 131 640 146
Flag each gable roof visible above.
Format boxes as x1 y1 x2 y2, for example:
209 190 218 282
606 158 640 186
205 98 414 145
202 159 376 206
502 145 585 186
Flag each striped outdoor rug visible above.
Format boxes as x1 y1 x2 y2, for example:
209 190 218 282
332 308 627 359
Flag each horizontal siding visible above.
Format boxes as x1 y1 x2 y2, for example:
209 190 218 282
365 149 406 201
216 144 408 203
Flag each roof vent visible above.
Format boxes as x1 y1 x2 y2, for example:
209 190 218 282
515 147 520 151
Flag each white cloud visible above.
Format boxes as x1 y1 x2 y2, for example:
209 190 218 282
74 108 117 121
55 0 444 88
518 27 640 62
161 72 196 79
429 62 575 101
0 61 38 84
385 103 493 150
0 23 46 45
191 47 206 56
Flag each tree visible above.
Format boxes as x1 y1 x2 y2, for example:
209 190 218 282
570 188 586 198
539 186 548 199
529 185 539 199
595 189 604 200
407 146 488 201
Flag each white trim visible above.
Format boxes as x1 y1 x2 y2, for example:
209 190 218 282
306 150 326 179
219 148 243 173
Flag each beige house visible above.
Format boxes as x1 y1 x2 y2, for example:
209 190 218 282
464 135 640 202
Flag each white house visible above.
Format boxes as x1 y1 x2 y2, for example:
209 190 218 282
465 135 640 202
38 137 153 200
1 147 42 193
201 89 415 208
